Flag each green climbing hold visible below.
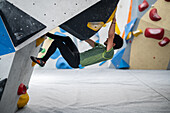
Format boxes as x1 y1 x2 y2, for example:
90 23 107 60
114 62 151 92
41 55 45 58
41 48 46 53
49 37 52 40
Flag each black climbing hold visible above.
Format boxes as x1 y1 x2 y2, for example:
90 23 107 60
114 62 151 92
0 78 7 101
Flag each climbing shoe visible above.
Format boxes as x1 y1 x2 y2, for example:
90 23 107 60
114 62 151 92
30 56 46 67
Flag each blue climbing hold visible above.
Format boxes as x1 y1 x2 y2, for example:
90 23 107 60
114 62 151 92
95 32 100 43
95 32 100 38
78 64 84 69
54 32 67 37
125 18 137 40
99 61 107 66
60 28 67 33
119 59 130 69
111 48 129 69
56 57 72 69
50 49 61 59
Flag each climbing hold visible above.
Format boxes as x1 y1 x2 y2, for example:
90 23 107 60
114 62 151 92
132 29 143 37
50 49 61 59
138 0 149 12
111 48 130 69
95 32 100 43
87 22 105 31
56 57 72 69
125 18 137 40
36 37 45 47
103 24 107 27
17 92 29 109
106 7 117 23
54 32 67 37
115 22 121 35
165 0 170 2
0 78 7 100
48 37 53 40
18 83 27 95
99 61 107 66
145 28 164 40
41 48 46 53
126 32 132 40
78 64 84 69
41 55 45 58
32 61 36 67
158 37 170 47
149 8 161 21
26 85 29 89
59 27 66 33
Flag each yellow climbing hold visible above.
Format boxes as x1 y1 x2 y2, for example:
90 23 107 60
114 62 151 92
106 7 117 23
126 32 132 40
132 29 143 37
17 92 29 109
87 22 105 31
87 7 117 31
36 37 45 47
115 22 121 35
103 24 107 27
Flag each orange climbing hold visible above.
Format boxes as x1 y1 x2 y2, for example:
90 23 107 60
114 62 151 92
32 61 36 67
36 37 45 47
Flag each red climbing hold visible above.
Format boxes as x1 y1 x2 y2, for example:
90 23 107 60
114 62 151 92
138 0 149 12
149 8 161 21
18 83 27 95
159 37 170 47
165 0 170 2
145 28 164 40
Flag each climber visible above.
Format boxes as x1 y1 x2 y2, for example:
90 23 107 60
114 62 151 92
30 17 123 68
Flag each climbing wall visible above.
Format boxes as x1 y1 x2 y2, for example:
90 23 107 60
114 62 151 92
0 0 101 113
7 0 100 50
32 0 120 69
130 0 170 69
111 0 170 70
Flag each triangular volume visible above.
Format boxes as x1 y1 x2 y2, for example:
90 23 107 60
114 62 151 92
60 0 120 40
0 16 15 56
118 59 130 69
125 18 137 40
111 48 125 69
0 1 46 47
